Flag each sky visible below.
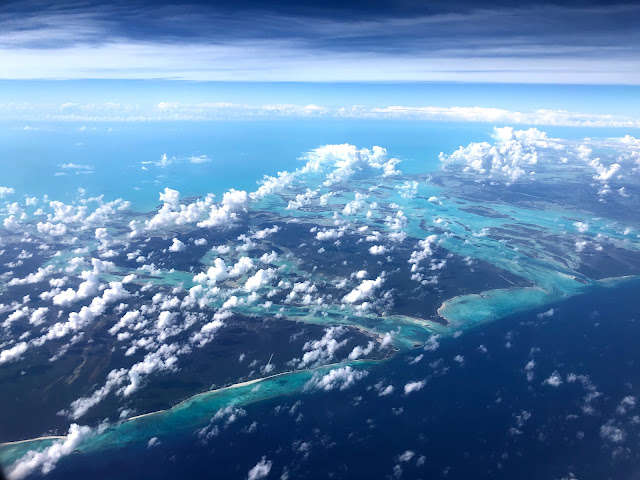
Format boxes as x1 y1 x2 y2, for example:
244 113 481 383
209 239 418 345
0 0 639 124
2 0 639 83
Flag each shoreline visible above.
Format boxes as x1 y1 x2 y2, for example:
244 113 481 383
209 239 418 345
0 435 65 447
124 374 281 422
6 276 637 450
0 360 374 449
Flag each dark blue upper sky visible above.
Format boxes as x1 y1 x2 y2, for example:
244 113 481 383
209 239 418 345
0 0 638 83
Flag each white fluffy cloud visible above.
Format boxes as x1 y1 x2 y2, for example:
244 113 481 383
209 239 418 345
369 245 389 255
196 190 248 228
343 276 385 304
159 187 180 209
296 327 347 368
302 144 401 186
193 257 256 286
404 380 426 395
0 341 28 364
221 189 249 211
67 369 127 419
36 221 67 236
543 371 563 387
440 127 554 183
600 424 626 443
8 265 56 286
145 191 215 231
52 259 113 306
348 341 375 360
168 238 186 252
247 457 272 480
0 186 15 198
305 366 368 391
7 423 93 480
244 268 276 292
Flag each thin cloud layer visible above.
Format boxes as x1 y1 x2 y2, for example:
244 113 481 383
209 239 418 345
3 102 640 127
0 2 638 82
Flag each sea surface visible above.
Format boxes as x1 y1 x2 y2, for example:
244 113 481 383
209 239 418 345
1 120 632 210
1 119 640 480
11 280 640 480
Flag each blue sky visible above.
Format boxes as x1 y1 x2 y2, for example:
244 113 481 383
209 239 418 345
2 0 639 83
0 0 639 124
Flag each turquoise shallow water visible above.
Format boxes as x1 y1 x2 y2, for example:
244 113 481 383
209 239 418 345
2 121 640 478
0 360 374 468
15 122 632 340
32 132 632 339
1 121 630 211
13 276 640 480
0 120 477 211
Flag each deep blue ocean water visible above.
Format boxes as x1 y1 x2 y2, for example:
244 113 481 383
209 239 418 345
36 279 640 480
2 119 640 480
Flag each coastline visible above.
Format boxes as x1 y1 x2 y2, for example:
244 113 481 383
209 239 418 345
4 276 637 458
124 374 282 422
0 435 65 447
0 360 374 450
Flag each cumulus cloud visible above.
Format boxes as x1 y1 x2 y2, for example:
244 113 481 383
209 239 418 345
348 341 375 360
600 424 626 443
439 127 555 183
369 245 389 255
52 259 112 306
617 396 637 415
159 187 180 209
315 228 344 241
3 215 21 231
573 222 589 233
408 235 439 273
193 257 256 286
7 424 92 479
305 366 368 391
244 268 276 292
259 251 278 264
147 437 161 448
37 278 125 347
423 334 440 352
136 188 218 232
301 144 401 186
168 238 186 252
343 275 385 304
543 371 563 387
190 309 230 347
59 163 93 172
196 190 248 228
397 450 415 462
295 327 347 368
404 380 426 395
108 310 141 335
36 221 67 236
0 186 15 198
7 265 56 286
0 341 28 364
377 384 394 396
253 225 279 239
247 457 272 480
67 368 128 419
343 192 369 215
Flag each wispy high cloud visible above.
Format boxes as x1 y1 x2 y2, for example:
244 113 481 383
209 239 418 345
0 2 638 83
